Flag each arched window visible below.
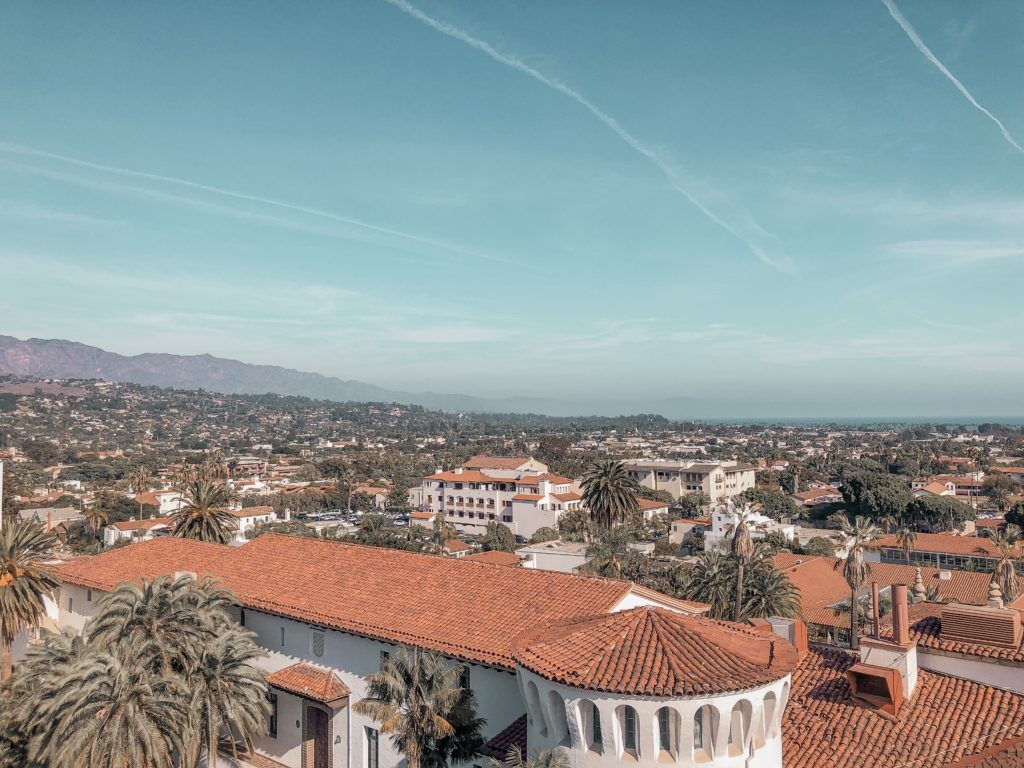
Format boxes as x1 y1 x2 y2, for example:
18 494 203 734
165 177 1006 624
620 705 639 755
656 706 680 758
525 681 547 738
578 700 603 753
546 690 570 746
693 705 717 763
761 691 778 744
728 700 753 756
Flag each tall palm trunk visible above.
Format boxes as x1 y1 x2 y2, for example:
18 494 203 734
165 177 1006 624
733 559 746 622
0 638 11 682
849 586 859 650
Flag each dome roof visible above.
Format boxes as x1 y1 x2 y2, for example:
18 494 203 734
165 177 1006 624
514 606 798 697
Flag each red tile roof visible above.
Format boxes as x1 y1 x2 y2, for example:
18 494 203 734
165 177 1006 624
54 535 637 669
480 715 527 760
552 492 582 502
878 602 1024 663
943 735 1024 767
872 532 1022 558
511 494 543 502
425 470 500 484
782 647 1024 768
515 607 798 696
637 498 670 510
462 550 521 567
110 516 174 532
229 506 274 518
464 455 533 470
265 663 350 704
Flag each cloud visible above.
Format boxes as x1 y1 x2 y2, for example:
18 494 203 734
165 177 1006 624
0 142 517 266
0 199 123 226
887 239 1024 267
880 0 1024 154
382 0 793 274
387 325 515 344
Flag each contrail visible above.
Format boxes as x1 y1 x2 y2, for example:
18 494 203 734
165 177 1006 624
382 0 791 273
880 0 1024 154
0 142 514 264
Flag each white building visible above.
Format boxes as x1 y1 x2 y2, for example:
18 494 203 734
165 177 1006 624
102 515 174 547
414 455 584 539
703 502 796 553
228 506 277 543
517 540 590 573
624 460 757 503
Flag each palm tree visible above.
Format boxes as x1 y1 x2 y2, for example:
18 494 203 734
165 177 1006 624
86 575 232 676
580 461 640 531
353 647 477 768
43 645 188 768
831 516 880 650
683 550 735 619
83 506 109 534
982 525 1021 601
583 527 640 579
432 510 456 555
742 565 801 620
728 504 757 622
173 465 237 544
187 624 269 768
491 746 570 768
129 465 153 495
989 486 1012 513
0 520 58 681
896 527 918 564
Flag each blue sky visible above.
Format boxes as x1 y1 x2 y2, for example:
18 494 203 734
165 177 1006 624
2 1 1023 417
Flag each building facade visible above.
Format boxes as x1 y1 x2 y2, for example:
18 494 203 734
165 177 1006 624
623 460 757 503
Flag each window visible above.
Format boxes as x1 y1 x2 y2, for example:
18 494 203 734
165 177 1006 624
86 589 92 602
459 665 471 691
694 708 705 749
592 706 603 746
240 608 246 627
366 727 379 768
380 650 390 669
623 706 638 751
311 628 325 658
268 693 278 738
67 597 73 613
658 707 672 752
280 626 285 647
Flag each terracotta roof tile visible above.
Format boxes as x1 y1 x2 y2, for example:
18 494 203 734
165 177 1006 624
872 532 1022 558
782 647 1024 768
877 602 1024 663
464 455 533 470
943 735 1024 767
514 607 798 696
55 535 630 669
479 715 527 759
462 551 521 567
265 663 349 704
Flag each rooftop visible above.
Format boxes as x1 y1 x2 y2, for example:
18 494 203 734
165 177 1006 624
515 606 798 696
781 647 1024 768
56 534 685 669
872 532 1022 558
265 662 350 704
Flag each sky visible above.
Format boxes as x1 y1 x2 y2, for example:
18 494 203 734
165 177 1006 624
1 0 1023 418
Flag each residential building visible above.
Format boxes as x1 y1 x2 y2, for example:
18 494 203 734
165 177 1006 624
102 516 174 547
517 539 590 573
703 502 796 553
623 459 757 502
134 489 184 515
16 506 82 531
414 456 584 539
229 506 276 543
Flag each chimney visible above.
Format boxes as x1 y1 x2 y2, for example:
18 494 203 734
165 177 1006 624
892 584 911 646
988 581 1004 610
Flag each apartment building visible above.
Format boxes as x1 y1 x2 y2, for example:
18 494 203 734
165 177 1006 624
414 455 583 539
623 459 757 502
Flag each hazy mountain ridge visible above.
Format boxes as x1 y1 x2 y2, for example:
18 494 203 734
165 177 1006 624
0 335 693 417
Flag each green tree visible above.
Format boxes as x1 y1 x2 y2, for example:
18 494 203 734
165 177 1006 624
173 465 237 544
556 508 595 542
675 493 710 519
742 563 801 620
353 647 481 768
736 488 798 520
432 511 456 555
840 471 912 523
683 551 735 619
906 496 975 533
801 536 836 557
581 527 644 580
481 521 515 553
529 527 559 544
0 520 58 681
83 506 109 534
831 516 880 650
580 461 640 530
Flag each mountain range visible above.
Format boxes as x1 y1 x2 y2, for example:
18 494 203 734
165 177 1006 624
0 335 707 418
